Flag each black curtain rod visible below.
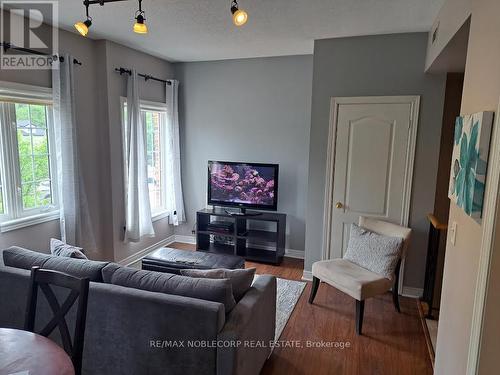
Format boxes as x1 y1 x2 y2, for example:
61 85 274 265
115 67 172 85
0 42 82 65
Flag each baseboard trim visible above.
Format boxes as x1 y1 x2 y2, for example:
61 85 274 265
302 270 313 281
174 235 196 244
284 249 305 259
402 287 423 299
118 235 176 266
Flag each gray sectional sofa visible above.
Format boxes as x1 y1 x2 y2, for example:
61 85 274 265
0 247 277 375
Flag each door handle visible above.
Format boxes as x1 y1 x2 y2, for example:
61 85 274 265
335 202 343 209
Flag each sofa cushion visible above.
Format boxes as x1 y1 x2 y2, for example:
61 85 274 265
41 257 109 282
180 267 256 301
50 238 87 259
3 246 52 270
102 263 236 312
3 247 107 282
343 223 403 278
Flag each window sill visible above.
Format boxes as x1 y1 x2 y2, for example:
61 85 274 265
0 210 60 233
152 211 169 223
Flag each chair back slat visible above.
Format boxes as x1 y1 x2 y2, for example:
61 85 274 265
38 284 79 353
24 266 90 375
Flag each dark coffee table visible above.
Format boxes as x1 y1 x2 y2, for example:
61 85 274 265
141 247 245 274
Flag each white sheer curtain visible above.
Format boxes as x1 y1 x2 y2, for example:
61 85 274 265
123 70 155 241
165 80 185 225
52 54 97 252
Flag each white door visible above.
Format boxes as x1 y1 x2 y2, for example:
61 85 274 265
324 96 419 260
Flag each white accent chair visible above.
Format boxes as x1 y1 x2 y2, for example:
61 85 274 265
309 216 412 335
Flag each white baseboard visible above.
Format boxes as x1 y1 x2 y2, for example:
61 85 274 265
302 270 313 281
284 249 305 259
174 234 196 244
118 235 176 266
401 286 423 299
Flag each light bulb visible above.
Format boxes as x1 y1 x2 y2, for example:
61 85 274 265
232 9 248 26
134 14 148 34
74 19 91 37
133 22 148 34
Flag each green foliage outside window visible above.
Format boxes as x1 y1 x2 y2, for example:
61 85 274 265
15 104 52 209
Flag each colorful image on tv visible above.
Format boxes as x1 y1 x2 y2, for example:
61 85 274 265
210 163 276 206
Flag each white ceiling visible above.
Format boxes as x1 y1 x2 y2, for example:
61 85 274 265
55 0 445 62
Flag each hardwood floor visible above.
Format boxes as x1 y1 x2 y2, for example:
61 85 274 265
169 243 433 375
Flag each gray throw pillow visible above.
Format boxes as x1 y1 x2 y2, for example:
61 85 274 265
180 268 256 301
50 238 87 259
343 224 403 279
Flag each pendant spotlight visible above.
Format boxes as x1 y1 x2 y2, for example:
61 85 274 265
133 0 148 34
74 1 92 37
230 0 248 27
74 0 149 37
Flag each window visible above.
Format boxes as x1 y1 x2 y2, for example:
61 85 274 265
145 110 164 212
0 167 4 215
122 99 170 219
0 83 58 230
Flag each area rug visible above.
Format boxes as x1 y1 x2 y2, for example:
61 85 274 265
275 277 306 340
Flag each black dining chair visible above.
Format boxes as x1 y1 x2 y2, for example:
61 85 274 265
24 266 90 375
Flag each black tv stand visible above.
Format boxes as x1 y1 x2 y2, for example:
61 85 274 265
196 208 286 265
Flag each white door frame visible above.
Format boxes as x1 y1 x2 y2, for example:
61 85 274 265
321 96 421 294
466 99 500 374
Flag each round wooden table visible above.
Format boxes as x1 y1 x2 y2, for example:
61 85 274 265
0 328 74 375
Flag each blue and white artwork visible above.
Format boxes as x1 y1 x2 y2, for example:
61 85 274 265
449 111 494 220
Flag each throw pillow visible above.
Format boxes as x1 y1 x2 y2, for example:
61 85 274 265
180 267 256 301
50 238 87 259
343 224 403 279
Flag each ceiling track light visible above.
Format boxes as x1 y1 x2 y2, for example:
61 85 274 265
133 0 148 34
74 0 149 37
230 0 248 27
74 1 92 37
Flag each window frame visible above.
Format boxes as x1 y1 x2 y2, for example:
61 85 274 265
0 81 59 232
120 97 170 222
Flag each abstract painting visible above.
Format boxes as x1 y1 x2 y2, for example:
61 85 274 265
449 111 494 220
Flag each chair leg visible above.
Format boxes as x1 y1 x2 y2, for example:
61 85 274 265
355 300 365 335
309 277 320 304
393 260 402 313
392 282 401 313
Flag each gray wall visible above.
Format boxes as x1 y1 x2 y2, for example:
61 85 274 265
305 33 446 288
174 55 313 252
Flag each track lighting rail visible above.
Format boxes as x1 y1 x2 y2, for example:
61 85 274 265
0 42 82 65
84 0 129 5
115 67 172 85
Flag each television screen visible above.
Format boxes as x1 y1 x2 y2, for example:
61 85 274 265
208 161 279 211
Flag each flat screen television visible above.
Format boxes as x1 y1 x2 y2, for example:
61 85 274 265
208 161 279 212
